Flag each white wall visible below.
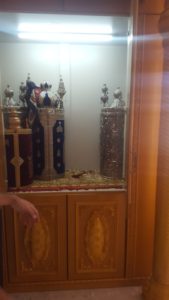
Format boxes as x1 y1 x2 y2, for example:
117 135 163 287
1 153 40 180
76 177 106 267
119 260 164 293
0 41 128 171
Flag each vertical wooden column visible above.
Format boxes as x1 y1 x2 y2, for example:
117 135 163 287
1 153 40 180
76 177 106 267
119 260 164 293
127 0 164 278
144 3 169 300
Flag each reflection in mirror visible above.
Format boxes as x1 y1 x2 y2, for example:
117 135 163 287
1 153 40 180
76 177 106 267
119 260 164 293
0 12 132 191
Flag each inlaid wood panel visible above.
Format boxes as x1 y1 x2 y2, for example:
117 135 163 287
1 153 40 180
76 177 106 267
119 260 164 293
3 193 67 284
68 192 126 280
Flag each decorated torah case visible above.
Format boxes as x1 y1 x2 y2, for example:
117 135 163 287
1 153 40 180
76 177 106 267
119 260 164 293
28 77 65 180
5 127 33 188
100 86 126 180
3 76 66 187
100 107 125 179
3 105 33 188
32 108 64 180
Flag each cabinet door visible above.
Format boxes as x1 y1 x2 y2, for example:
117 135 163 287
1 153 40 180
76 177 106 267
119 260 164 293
64 0 130 15
3 193 67 285
0 0 63 13
68 192 126 280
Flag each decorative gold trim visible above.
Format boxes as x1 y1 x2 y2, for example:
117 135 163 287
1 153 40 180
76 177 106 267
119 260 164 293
24 216 50 268
85 211 109 265
38 108 64 180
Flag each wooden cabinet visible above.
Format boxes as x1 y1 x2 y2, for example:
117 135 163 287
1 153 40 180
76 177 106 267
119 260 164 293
0 0 164 293
68 192 126 280
2 191 127 292
3 193 67 287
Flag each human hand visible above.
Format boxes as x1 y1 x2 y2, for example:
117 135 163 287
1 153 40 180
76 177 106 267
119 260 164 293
10 195 39 227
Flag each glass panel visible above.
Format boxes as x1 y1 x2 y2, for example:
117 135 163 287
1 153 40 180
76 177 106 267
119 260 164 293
0 12 132 191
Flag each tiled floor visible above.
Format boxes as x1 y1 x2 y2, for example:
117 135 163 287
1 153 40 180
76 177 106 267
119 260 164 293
11 287 143 300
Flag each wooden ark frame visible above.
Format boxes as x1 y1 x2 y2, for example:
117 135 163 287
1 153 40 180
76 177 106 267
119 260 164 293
0 0 164 292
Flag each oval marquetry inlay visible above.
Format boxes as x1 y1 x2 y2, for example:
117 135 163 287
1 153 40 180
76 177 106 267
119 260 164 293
85 211 109 265
24 216 50 267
